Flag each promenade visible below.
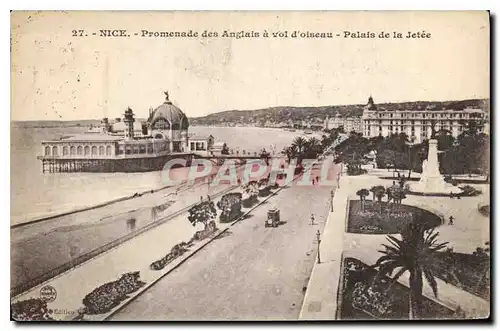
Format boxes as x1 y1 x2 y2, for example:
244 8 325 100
12 158 340 321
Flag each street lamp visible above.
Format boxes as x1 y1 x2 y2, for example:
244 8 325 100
316 230 321 264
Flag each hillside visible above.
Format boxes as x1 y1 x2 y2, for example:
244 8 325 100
189 99 489 127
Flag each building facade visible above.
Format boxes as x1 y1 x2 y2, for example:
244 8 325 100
323 115 362 133
39 92 223 172
361 96 489 143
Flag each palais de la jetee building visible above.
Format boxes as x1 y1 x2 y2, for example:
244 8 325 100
38 93 221 173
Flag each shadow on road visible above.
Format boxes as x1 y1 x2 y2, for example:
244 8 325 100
240 213 254 221
213 230 233 240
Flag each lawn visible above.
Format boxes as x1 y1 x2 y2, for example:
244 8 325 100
347 200 442 234
339 258 458 320
431 251 490 301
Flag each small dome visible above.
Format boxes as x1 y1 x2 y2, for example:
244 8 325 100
149 92 189 130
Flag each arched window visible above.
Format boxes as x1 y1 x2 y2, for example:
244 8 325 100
62 146 69 156
44 146 51 156
91 146 97 156
70 146 76 155
106 145 112 156
99 146 105 155
77 146 83 155
52 146 58 156
84 146 90 156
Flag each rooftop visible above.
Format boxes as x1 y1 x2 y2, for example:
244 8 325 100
43 133 123 143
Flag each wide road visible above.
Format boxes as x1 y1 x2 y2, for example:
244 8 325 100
112 164 339 321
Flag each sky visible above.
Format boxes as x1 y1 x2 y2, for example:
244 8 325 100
11 11 490 121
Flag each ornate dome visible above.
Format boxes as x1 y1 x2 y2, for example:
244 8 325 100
149 92 189 130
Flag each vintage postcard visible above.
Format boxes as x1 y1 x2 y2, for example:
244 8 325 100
10 11 490 321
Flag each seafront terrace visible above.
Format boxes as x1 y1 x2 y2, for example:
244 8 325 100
300 167 489 320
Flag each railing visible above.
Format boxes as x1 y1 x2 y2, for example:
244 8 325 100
11 185 237 298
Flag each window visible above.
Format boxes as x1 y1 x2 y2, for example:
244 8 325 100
190 142 195 150
147 144 153 154
44 146 51 156
52 146 58 156
63 146 69 156
126 146 132 155
77 146 83 155
99 146 105 155
139 145 146 154
84 146 90 156
91 146 97 156
106 146 112 156
70 146 76 155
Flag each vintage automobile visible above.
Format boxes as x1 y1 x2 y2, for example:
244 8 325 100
265 207 280 228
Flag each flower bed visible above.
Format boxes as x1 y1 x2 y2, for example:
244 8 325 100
458 185 482 197
478 204 490 217
217 193 242 223
149 221 218 271
242 181 260 207
150 242 191 271
82 271 145 315
11 298 55 321
347 200 442 234
339 258 457 320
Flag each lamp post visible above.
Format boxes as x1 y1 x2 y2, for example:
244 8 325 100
330 189 335 212
316 230 321 264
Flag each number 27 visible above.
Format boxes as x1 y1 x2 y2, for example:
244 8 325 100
72 30 84 37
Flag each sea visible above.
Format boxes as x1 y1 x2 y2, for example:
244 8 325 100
11 124 318 225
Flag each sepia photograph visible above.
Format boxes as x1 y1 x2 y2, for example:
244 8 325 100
10 10 490 321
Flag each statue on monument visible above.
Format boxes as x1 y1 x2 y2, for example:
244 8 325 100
164 91 169 101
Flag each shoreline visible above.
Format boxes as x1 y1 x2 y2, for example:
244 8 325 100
10 184 174 229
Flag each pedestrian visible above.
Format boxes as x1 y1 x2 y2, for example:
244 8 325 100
449 215 454 225
312 178 315 185
450 191 454 199
316 175 320 184
310 214 315 225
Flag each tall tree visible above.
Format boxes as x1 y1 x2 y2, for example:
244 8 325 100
187 200 217 231
373 225 448 319
356 188 370 211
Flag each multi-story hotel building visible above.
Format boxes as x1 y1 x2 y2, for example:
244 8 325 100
323 115 363 133
361 96 489 143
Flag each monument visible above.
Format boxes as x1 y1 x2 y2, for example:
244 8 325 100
409 139 462 194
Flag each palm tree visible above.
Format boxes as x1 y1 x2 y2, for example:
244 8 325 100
373 186 386 213
282 146 297 163
307 137 321 157
373 225 449 319
369 185 379 201
391 187 407 211
356 188 370 211
292 136 308 163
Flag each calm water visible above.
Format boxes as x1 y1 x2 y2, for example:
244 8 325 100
11 125 313 225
